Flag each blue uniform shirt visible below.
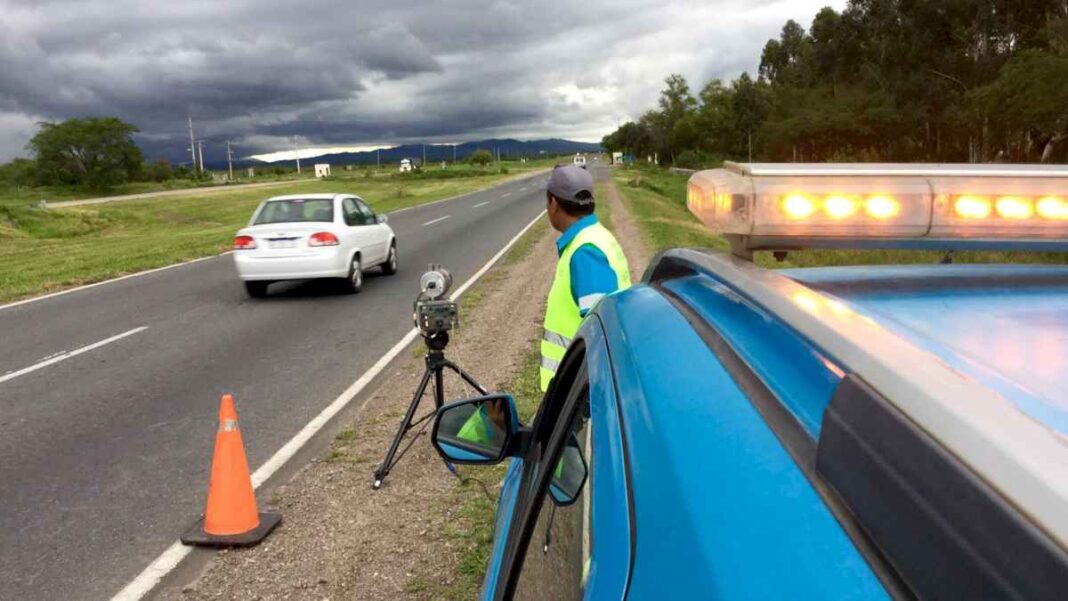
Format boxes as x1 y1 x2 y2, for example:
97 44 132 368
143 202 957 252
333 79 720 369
556 214 620 317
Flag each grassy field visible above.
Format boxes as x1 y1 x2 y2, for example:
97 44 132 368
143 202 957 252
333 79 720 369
0 164 550 303
612 166 1068 269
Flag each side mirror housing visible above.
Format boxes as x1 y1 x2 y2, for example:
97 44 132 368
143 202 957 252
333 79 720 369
377 214 388 224
432 394 521 465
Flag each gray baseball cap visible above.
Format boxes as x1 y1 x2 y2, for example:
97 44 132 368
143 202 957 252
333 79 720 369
547 164 594 205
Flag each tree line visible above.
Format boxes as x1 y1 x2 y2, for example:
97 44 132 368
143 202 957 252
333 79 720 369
0 117 218 191
602 1 1068 166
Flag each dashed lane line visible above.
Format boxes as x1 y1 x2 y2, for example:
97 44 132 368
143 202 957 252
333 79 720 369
421 215 451 227
0 326 149 385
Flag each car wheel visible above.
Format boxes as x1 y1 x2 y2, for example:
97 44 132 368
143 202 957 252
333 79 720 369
382 242 398 275
244 281 269 298
343 255 363 293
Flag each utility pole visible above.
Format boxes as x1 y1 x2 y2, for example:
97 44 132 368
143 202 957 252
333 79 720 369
422 143 426 167
293 137 301 174
197 140 205 174
226 141 234 181
187 116 197 171
376 148 380 170
452 144 457 163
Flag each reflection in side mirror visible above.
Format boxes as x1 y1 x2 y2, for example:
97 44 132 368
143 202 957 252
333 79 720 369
432 394 517 465
549 433 588 506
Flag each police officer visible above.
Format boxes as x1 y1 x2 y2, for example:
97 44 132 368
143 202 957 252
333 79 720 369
540 165 631 391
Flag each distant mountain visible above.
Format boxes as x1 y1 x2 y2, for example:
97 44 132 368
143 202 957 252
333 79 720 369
215 138 601 169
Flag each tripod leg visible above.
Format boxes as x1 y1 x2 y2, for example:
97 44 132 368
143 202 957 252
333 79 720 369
442 360 489 396
373 367 433 489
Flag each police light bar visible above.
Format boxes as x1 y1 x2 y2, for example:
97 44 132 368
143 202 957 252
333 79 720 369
688 162 1068 257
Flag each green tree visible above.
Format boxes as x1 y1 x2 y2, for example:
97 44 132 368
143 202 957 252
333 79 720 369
145 158 173 182
468 149 493 166
0 158 37 189
30 117 143 189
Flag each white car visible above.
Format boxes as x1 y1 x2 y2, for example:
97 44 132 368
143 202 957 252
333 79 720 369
232 193 397 297
573 154 587 168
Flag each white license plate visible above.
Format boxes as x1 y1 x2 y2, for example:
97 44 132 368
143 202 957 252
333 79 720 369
268 239 298 249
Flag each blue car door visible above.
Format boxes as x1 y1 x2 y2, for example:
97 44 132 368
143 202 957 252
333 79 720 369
483 317 632 600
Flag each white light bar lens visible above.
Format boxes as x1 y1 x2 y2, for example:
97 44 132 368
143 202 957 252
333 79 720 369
929 177 1068 238
688 168 1068 245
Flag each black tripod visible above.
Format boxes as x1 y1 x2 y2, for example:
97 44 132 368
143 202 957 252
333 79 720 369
373 331 486 489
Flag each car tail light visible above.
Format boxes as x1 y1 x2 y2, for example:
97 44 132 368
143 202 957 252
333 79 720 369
233 235 257 250
308 232 339 247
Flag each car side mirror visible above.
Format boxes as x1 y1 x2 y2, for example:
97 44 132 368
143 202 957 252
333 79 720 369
548 433 588 506
376 214 388 224
432 394 519 465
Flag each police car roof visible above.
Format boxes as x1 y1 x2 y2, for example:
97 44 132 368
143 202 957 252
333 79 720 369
783 262 1068 437
594 249 1068 597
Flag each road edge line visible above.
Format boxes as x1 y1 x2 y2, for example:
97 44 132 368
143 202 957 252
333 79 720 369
0 254 233 313
110 209 547 601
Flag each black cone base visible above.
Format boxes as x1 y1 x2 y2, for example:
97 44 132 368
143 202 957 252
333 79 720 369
180 512 282 547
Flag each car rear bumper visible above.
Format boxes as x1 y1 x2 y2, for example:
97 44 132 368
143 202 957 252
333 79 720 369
233 249 349 281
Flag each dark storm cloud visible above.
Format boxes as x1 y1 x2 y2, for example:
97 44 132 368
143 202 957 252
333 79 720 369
0 0 841 162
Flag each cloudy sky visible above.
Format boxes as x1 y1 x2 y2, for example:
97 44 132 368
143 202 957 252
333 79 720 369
0 0 842 164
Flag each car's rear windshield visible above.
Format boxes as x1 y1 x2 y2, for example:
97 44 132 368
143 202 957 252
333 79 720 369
254 199 334 224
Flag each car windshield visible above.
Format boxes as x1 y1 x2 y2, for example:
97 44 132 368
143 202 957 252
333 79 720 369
254 199 333 225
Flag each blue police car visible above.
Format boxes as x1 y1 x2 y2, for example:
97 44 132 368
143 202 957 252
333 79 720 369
431 163 1068 600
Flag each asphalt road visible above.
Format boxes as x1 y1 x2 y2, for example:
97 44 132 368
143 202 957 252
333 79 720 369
0 171 550 600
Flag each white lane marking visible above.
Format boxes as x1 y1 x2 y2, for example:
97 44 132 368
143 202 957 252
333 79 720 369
0 255 231 313
0 326 148 385
472 201 489 208
110 209 547 601
501 192 512 198
422 215 451 227
387 169 549 216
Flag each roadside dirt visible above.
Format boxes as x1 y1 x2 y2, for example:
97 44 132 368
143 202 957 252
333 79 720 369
163 170 649 601
163 223 558 601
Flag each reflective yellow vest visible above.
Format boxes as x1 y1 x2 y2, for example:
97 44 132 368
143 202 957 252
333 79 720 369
540 222 631 391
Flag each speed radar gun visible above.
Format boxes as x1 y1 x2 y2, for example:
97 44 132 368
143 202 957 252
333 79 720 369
372 265 487 489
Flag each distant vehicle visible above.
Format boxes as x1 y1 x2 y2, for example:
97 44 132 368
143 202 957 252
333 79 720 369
232 193 397 297
611 151 623 165
573 154 587 168
431 162 1068 600
399 158 413 173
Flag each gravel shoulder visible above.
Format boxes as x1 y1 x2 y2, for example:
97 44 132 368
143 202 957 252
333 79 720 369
161 169 648 601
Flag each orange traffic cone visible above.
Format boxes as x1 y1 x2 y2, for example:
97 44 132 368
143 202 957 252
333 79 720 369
181 394 281 547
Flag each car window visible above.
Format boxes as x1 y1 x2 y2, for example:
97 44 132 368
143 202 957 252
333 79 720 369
503 343 591 601
254 199 333 224
342 198 363 226
355 199 376 223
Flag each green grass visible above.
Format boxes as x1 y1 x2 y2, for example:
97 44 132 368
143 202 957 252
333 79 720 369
0 166 549 303
407 347 542 600
593 182 613 231
612 166 1068 269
